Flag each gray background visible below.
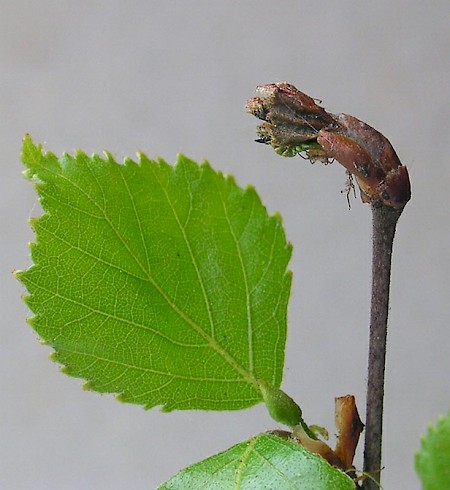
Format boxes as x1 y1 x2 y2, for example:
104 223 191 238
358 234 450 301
2 1 449 488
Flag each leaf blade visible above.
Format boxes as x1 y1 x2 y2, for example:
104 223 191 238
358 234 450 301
18 136 292 411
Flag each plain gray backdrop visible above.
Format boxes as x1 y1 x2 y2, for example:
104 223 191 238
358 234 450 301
2 1 449 488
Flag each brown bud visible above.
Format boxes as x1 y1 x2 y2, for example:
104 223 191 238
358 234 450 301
247 82 411 209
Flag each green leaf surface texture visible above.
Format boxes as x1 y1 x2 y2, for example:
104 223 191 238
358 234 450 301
415 412 450 490
18 136 292 411
157 433 355 490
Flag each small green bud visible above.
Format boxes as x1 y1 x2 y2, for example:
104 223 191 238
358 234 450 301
259 380 302 428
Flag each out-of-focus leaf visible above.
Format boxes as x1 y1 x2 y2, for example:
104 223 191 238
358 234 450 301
157 433 355 490
415 412 450 490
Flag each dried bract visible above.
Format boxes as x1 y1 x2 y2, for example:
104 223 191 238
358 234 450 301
334 395 364 471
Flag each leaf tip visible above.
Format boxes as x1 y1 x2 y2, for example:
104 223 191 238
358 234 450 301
222 171 237 187
49 352 60 363
82 381 94 392
179 153 207 172
28 216 39 229
271 210 288 231
175 152 188 162
71 149 86 161
116 392 126 403
136 150 153 164
13 269 23 281
122 156 136 168
25 315 35 328
159 403 174 414
21 133 36 154
102 150 115 162
21 134 42 177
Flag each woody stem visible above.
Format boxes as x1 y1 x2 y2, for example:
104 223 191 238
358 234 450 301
362 204 403 489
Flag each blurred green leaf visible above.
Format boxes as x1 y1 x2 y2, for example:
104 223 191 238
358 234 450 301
157 433 355 489
17 135 292 411
415 412 450 490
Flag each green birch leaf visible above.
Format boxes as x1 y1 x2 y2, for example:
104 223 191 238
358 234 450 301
415 412 450 490
156 433 355 490
17 135 292 411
